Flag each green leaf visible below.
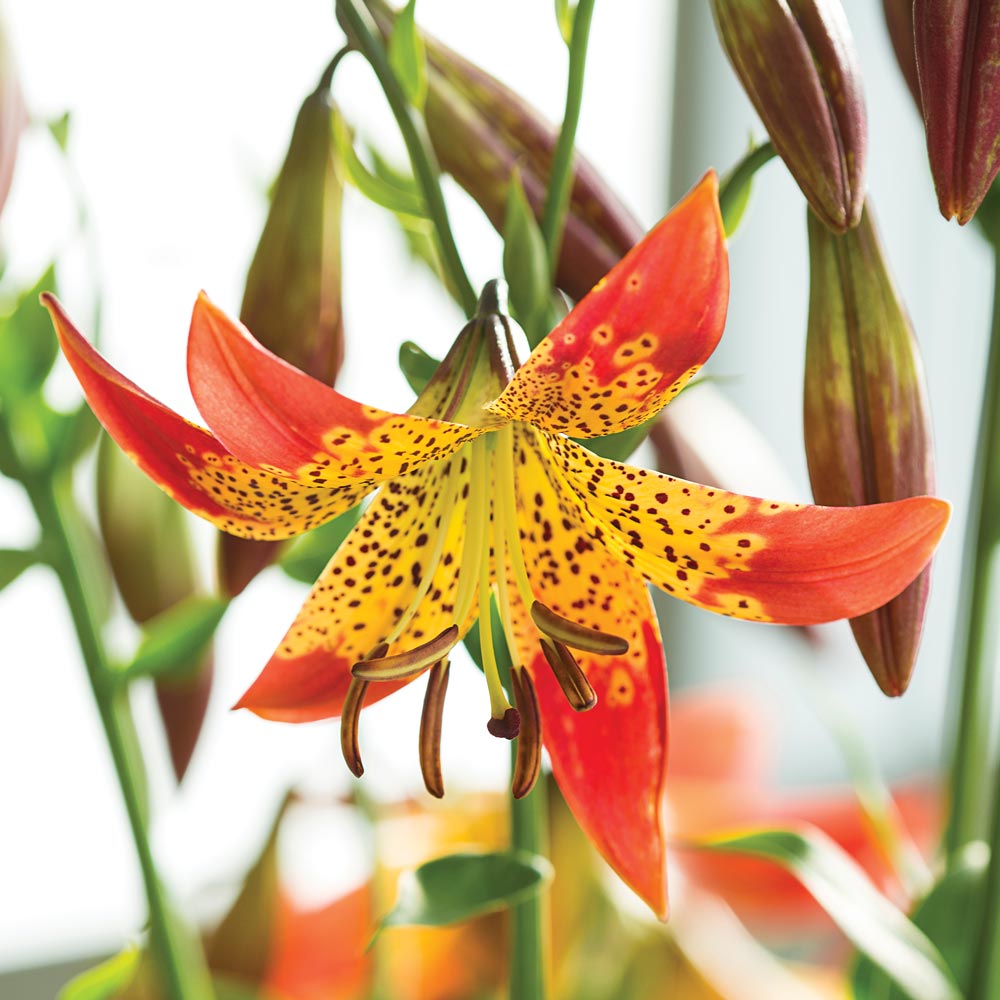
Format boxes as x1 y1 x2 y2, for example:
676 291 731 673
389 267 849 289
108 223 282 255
0 547 38 593
52 402 101 469
555 0 577 44
48 112 71 152
57 947 140 1000
280 504 363 584
582 414 657 462
502 167 551 346
388 0 428 109
399 340 440 394
381 850 552 932
718 140 776 238
123 595 229 682
697 827 962 1000
852 842 989 999
0 265 60 398
333 113 427 218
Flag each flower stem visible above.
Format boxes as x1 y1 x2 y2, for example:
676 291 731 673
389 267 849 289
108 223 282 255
509 758 550 1000
335 0 478 316
946 246 1000 863
0 425 212 999
540 0 597 279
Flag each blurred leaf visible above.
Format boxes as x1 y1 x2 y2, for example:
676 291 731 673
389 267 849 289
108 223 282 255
0 546 38 593
52 402 101 469
502 167 551 346
697 827 961 1000
57 947 140 1000
399 340 440 394
555 0 577 44
123 596 229 682
852 842 989 999
333 113 427 217
582 414 657 462
388 0 428 109
380 850 552 932
48 111 71 152
718 140 776 238
280 504 363 584
0 265 59 398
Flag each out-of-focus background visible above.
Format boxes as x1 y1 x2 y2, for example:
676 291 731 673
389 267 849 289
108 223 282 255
0 0 988 989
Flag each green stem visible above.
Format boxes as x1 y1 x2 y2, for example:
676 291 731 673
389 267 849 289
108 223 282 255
336 0 478 316
0 425 210 999
946 247 1000 861
540 0 597 278
509 752 550 1000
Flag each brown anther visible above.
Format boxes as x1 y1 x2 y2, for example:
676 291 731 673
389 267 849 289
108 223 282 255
530 600 629 655
539 638 597 712
352 625 460 681
487 707 521 740
419 659 450 799
340 676 369 778
511 668 541 799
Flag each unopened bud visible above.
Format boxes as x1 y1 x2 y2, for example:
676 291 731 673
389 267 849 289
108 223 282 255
0 20 26 222
882 0 922 111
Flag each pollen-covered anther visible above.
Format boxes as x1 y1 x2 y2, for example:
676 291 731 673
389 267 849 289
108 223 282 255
487 707 521 740
540 638 597 712
340 677 369 778
511 668 541 799
419 659 450 799
351 625 460 681
530 600 629 655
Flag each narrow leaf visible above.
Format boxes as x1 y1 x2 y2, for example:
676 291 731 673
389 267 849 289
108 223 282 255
124 596 229 682
57 948 140 1000
48 112 71 152
0 265 59 398
380 850 552 931
555 0 577 45
398 340 440 394
280 504 363 584
502 167 551 346
694 827 961 1000
388 0 428 109
0 546 38 593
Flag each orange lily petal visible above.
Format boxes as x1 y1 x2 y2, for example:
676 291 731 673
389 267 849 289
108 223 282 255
44 294 362 540
187 292 484 486
236 452 474 722
545 435 950 625
488 173 728 437
506 427 669 916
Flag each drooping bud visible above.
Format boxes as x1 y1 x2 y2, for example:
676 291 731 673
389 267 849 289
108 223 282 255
97 435 211 780
709 0 867 233
882 0 922 110
0 20 26 222
357 0 643 300
219 78 346 596
804 203 935 695
914 1 1000 223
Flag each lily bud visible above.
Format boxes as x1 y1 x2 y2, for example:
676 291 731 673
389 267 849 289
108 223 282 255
882 0 922 110
97 435 212 779
914 0 1000 223
219 81 346 596
359 0 643 300
804 203 934 695
0 19 27 221
709 0 867 233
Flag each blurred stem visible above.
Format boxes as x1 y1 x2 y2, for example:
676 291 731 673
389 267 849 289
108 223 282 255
510 753 550 1000
0 425 212 1000
964 247 1000 1000
947 247 1000 863
336 0 477 316
540 0 596 279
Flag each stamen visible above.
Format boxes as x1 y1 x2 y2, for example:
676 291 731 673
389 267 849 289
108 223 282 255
539 638 597 712
487 707 521 739
340 676 369 777
530 601 630 655
511 668 541 799
351 625 459 681
419 659 450 799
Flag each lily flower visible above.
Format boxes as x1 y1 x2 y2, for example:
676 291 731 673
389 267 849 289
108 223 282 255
42 173 948 917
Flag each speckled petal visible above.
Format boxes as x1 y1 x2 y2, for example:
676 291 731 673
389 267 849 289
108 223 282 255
44 294 363 540
505 426 669 916
487 174 728 438
236 450 476 722
545 435 950 626
188 292 485 487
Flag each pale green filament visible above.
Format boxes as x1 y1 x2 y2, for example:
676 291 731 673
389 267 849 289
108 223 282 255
495 423 535 609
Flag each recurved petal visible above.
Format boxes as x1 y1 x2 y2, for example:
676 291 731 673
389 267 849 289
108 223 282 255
546 435 949 627
187 292 484 487
45 294 361 540
506 427 669 916
236 451 473 722
488 174 728 438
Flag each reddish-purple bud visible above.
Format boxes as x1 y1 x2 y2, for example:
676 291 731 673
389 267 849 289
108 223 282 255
882 0 922 110
804 203 935 695
914 1 1000 223
710 0 867 232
